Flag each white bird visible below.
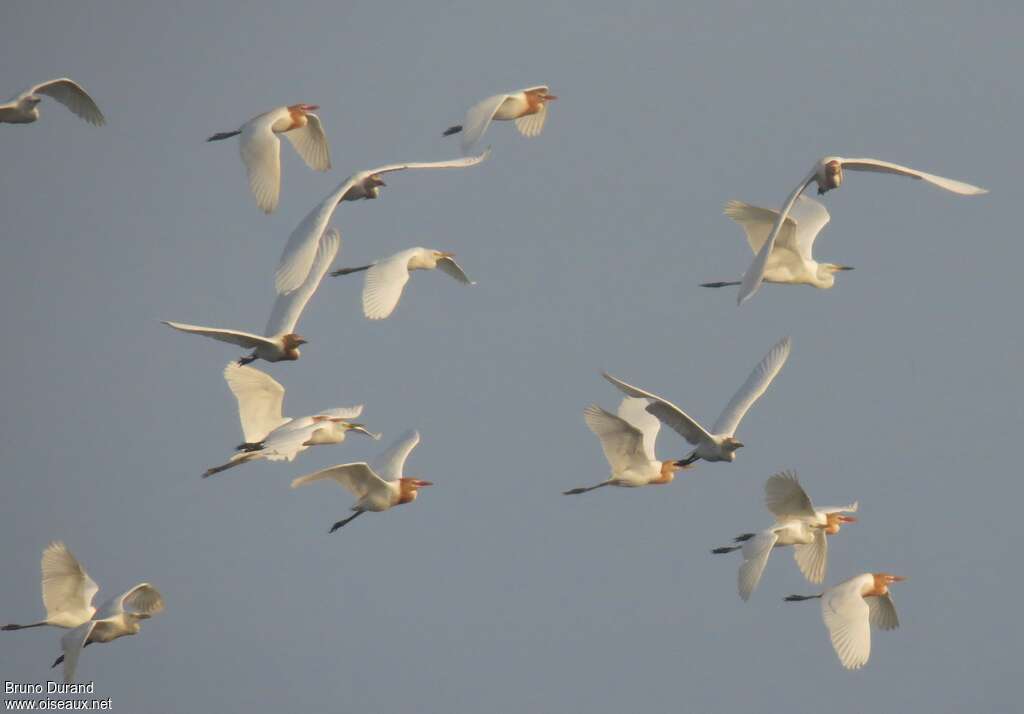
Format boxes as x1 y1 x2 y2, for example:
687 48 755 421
163 228 339 365
204 361 378 478
442 86 558 153
785 572 904 670
207 103 330 213
602 337 791 466
0 78 104 126
2 542 98 632
291 430 432 533
738 156 987 304
564 398 689 495
274 151 490 294
52 583 164 683
330 247 474 320
702 197 853 292
711 471 858 600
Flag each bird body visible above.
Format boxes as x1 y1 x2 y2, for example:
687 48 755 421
713 471 858 600
0 78 104 126
208 104 330 213
443 86 557 152
786 572 903 670
290 430 431 532
203 361 376 478
164 229 339 365
331 247 474 319
602 337 791 466
737 156 987 304
274 152 489 294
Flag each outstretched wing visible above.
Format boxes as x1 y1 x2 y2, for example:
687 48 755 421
821 576 873 670
60 621 97 683
460 93 511 151
514 103 548 138
362 249 415 320
841 158 987 195
31 78 105 126
95 583 164 619
161 321 278 352
41 542 98 624
223 363 287 443
738 529 779 601
723 200 798 256
602 372 713 447
785 195 831 262
290 462 388 499
793 528 828 584
583 404 648 474
274 151 489 294
436 255 475 284
283 113 331 171
616 397 660 462
711 336 791 437
763 470 816 520
370 430 421 482
867 592 900 631
239 111 283 213
265 228 340 336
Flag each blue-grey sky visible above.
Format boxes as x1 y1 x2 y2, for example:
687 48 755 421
1 1 1020 712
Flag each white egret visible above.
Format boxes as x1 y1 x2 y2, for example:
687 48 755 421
443 86 557 153
51 584 164 683
274 151 489 294
331 247 474 320
702 197 853 291
711 471 858 600
204 361 378 478
564 398 689 495
785 572 904 670
603 337 791 466
290 430 431 533
163 228 339 365
207 104 330 213
2 542 98 632
0 78 104 126
738 156 987 304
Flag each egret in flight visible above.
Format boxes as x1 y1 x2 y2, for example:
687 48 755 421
0 78 104 126
702 197 852 292
711 471 858 600
331 247 474 320
603 337 791 466
564 398 689 495
3 542 98 632
163 229 339 365
204 361 377 478
443 86 557 153
274 151 489 294
785 572 904 670
207 103 330 213
291 430 432 533
738 156 987 305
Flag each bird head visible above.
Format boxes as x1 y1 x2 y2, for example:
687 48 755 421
283 333 308 347
296 103 319 114
335 421 380 440
397 477 433 504
541 92 558 102
819 159 843 194
870 573 906 595
723 437 744 455
825 512 858 535
25 96 42 107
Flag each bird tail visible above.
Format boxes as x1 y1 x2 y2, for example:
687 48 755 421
442 125 463 137
207 129 242 142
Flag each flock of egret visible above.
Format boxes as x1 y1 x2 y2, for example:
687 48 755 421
2 75 988 679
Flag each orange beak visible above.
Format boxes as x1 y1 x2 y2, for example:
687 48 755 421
890 575 907 582
302 104 319 112
542 94 558 101
413 480 433 487
838 515 857 524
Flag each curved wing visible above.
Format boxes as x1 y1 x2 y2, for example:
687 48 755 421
616 397 660 462
514 103 547 137
841 158 987 195
311 405 364 420
763 470 816 520
265 228 340 336
583 404 648 474
283 113 331 171
161 321 278 352
460 93 510 151
370 430 421 482
223 363 287 443
711 336 791 437
31 78 104 126
785 196 831 262
602 372 713 447
436 256 475 285
822 576 873 670
290 462 387 499
723 200 797 256
259 423 318 461
60 621 96 683
867 592 900 631
737 169 817 305
793 528 828 584
239 111 283 213
274 151 489 294
96 583 164 620
738 529 779 601
362 249 415 320
41 542 98 624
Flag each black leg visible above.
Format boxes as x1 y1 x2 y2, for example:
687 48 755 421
329 511 364 533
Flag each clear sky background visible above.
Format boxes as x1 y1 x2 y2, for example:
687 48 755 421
1 2 1020 712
